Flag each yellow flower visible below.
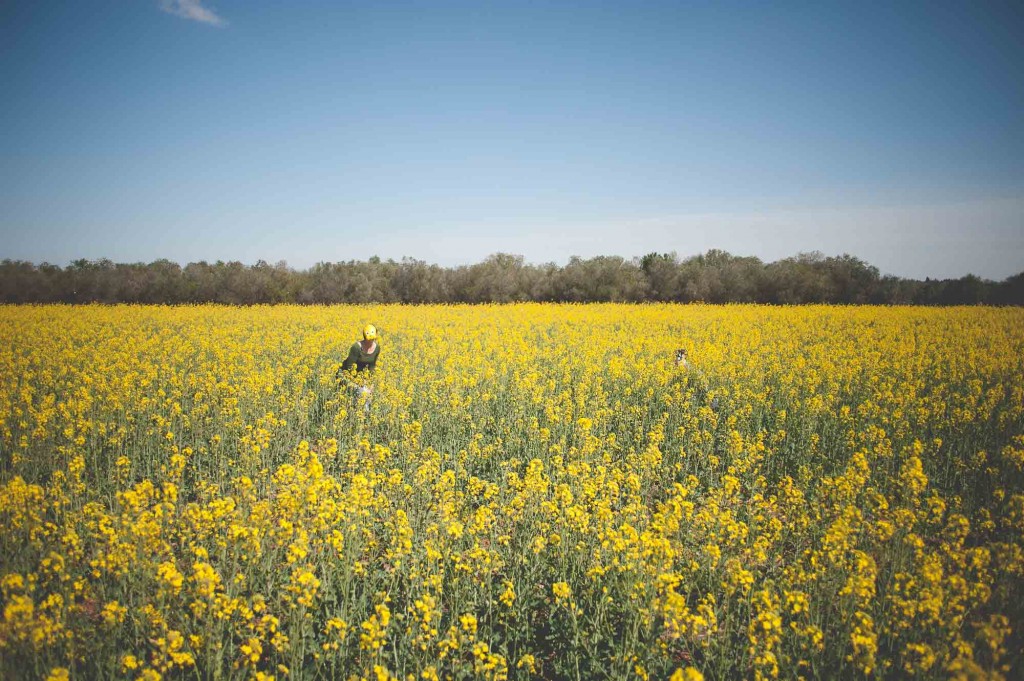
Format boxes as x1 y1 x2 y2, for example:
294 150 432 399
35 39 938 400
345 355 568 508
240 637 262 665
517 653 537 674
156 561 184 594
3 302 1023 679
552 581 572 604
670 668 704 681
459 612 478 636
499 579 516 607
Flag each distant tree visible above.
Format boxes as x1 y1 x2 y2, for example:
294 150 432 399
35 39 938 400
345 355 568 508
65 258 121 303
992 272 1024 306
214 261 248 304
641 252 682 301
763 252 833 304
677 250 763 303
393 258 450 303
457 253 531 303
822 254 880 303
183 261 218 302
555 256 647 302
245 260 294 304
872 275 920 305
940 274 990 305
525 262 560 302
353 257 398 303
0 260 43 303
1 253 1020 305
302 262 342 303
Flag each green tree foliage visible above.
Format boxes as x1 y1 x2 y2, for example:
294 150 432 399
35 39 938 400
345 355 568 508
0 253 1020 305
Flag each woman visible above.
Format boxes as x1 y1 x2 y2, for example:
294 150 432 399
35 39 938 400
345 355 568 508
338 324 380 406
673 347 718 411
341 324 380 375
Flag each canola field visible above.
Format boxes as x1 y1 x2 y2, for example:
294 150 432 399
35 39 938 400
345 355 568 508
1 304 1023 681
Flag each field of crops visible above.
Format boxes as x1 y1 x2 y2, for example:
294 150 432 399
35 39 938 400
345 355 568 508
1 304 1022 681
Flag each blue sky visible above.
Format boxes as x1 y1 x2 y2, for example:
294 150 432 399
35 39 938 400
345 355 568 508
2 0 1022 279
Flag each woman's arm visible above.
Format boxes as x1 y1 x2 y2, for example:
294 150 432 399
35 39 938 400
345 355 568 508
340 343 359 373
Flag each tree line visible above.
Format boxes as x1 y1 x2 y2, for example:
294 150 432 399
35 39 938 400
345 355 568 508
1 251 1021 305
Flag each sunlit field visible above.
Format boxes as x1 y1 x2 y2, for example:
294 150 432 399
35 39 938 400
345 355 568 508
1 304 1022 681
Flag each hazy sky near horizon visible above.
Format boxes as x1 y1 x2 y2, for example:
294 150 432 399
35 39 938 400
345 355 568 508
2 1 1022 280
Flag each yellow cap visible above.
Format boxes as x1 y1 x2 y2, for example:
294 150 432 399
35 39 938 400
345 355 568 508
362 324 377 340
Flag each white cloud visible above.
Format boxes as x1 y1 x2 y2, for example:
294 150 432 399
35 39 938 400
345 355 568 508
159 0 226 26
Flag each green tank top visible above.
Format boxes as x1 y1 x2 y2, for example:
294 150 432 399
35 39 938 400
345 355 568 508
341 341 380 373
